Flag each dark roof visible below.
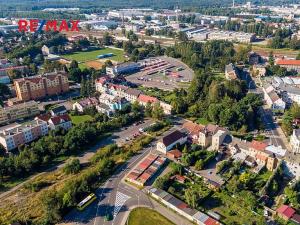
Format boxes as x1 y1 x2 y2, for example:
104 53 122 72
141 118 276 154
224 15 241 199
160 130 186 147
51 105 67 114
125 88 142 97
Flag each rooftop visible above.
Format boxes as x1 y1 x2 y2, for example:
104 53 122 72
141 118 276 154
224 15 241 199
159 130 186 147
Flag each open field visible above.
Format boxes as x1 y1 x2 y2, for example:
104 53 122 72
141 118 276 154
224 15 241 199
62 48 125 69
84 60 104 69
127 207 175 225
70 115 93 125
236 43 299 58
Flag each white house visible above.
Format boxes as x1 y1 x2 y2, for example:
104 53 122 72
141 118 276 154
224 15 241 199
48 114 72 130
290 129 300 154
156 130 187 154
263 84 286 110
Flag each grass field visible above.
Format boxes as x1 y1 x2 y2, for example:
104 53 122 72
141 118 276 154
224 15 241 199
63 48 125 69
128 207 175 225
70 115 93 125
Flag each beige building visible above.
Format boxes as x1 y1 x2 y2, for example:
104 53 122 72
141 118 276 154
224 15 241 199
290 129 300 153
0 101 39 125
14 71 69 101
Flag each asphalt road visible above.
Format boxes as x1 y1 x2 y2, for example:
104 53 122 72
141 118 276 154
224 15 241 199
62 120 187 225
259 106 287 149
0 119 154 200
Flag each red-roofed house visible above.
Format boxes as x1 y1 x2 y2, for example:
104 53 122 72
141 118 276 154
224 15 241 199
48 114 72 130
171 174 186 184
166 149 182 160
276 205 296 221
137 94 159 106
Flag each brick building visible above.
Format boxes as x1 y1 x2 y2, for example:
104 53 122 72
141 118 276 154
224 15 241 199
14 71 69 101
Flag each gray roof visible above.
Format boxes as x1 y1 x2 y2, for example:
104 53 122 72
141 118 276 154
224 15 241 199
125 88 142 97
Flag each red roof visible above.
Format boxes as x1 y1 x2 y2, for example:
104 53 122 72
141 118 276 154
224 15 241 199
277 205 296 219
255 153 268 162
167 149 182 158
137 94 158 104
36 114 51 122
251 140 268 151
277 59 300 66
49 114 71 125
177 202 188 209
139 172 151 181
204 217 221 225
292 214 300 223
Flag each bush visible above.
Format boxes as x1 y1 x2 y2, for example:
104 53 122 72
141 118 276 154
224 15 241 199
63 158 81 175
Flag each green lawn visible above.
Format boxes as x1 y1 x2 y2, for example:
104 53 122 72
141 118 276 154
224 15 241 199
70 115 93 125
196 117 210 125
63 48 125 63
128 207 175 225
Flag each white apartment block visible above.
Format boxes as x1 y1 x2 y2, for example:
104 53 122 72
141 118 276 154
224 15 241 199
0 120 48 151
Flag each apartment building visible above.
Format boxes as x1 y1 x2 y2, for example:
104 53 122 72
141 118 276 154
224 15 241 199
0 120 48 151
14 71 69 101
0 101 39 125
225 63 239 80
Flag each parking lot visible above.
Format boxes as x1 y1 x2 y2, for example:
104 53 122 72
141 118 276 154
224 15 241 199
126 56 194 91
113 119 155 146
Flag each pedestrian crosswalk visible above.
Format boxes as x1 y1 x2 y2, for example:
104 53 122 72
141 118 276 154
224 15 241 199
113 191 130 219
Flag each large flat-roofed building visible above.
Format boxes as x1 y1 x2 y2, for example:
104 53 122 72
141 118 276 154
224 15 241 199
0 120 48 151
106 62 140 77
14 71 69 101
0 101 39 125
276 59 300 73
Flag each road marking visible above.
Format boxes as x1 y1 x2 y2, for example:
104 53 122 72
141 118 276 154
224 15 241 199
113 192 130 220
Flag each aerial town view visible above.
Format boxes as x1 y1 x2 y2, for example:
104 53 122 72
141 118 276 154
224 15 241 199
0 0 300 225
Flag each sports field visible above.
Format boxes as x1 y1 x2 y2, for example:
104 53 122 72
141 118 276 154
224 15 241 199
63 48 125 66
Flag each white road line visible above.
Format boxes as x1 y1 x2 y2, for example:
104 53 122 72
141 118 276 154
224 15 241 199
112 192 130 222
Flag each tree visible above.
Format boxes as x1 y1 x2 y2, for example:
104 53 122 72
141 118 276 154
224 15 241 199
41 190 62 223
151 102 164 120
177 31 188 42
70 60 79 69
145 102 152 117
185 188 200 208
195 159 204 170
63 158 81 174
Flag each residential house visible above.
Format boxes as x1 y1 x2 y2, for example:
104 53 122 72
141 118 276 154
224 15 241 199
137 94 159 106
252 64 266 77
225 63 239 80
263 84 286 110
157 130 187 154
50 105 67 116
99 93 128 111
182 121 205 143
48 114 72 130
72 97 99 112
290 129 300 153
276 205 296 221
198 124 229 150
166 149 182 160
124 88 142 103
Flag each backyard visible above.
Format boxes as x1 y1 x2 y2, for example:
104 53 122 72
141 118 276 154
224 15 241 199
127 207 175 225
70 115 93 125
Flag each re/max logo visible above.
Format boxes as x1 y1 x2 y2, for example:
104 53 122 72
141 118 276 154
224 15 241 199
18 19 80 32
